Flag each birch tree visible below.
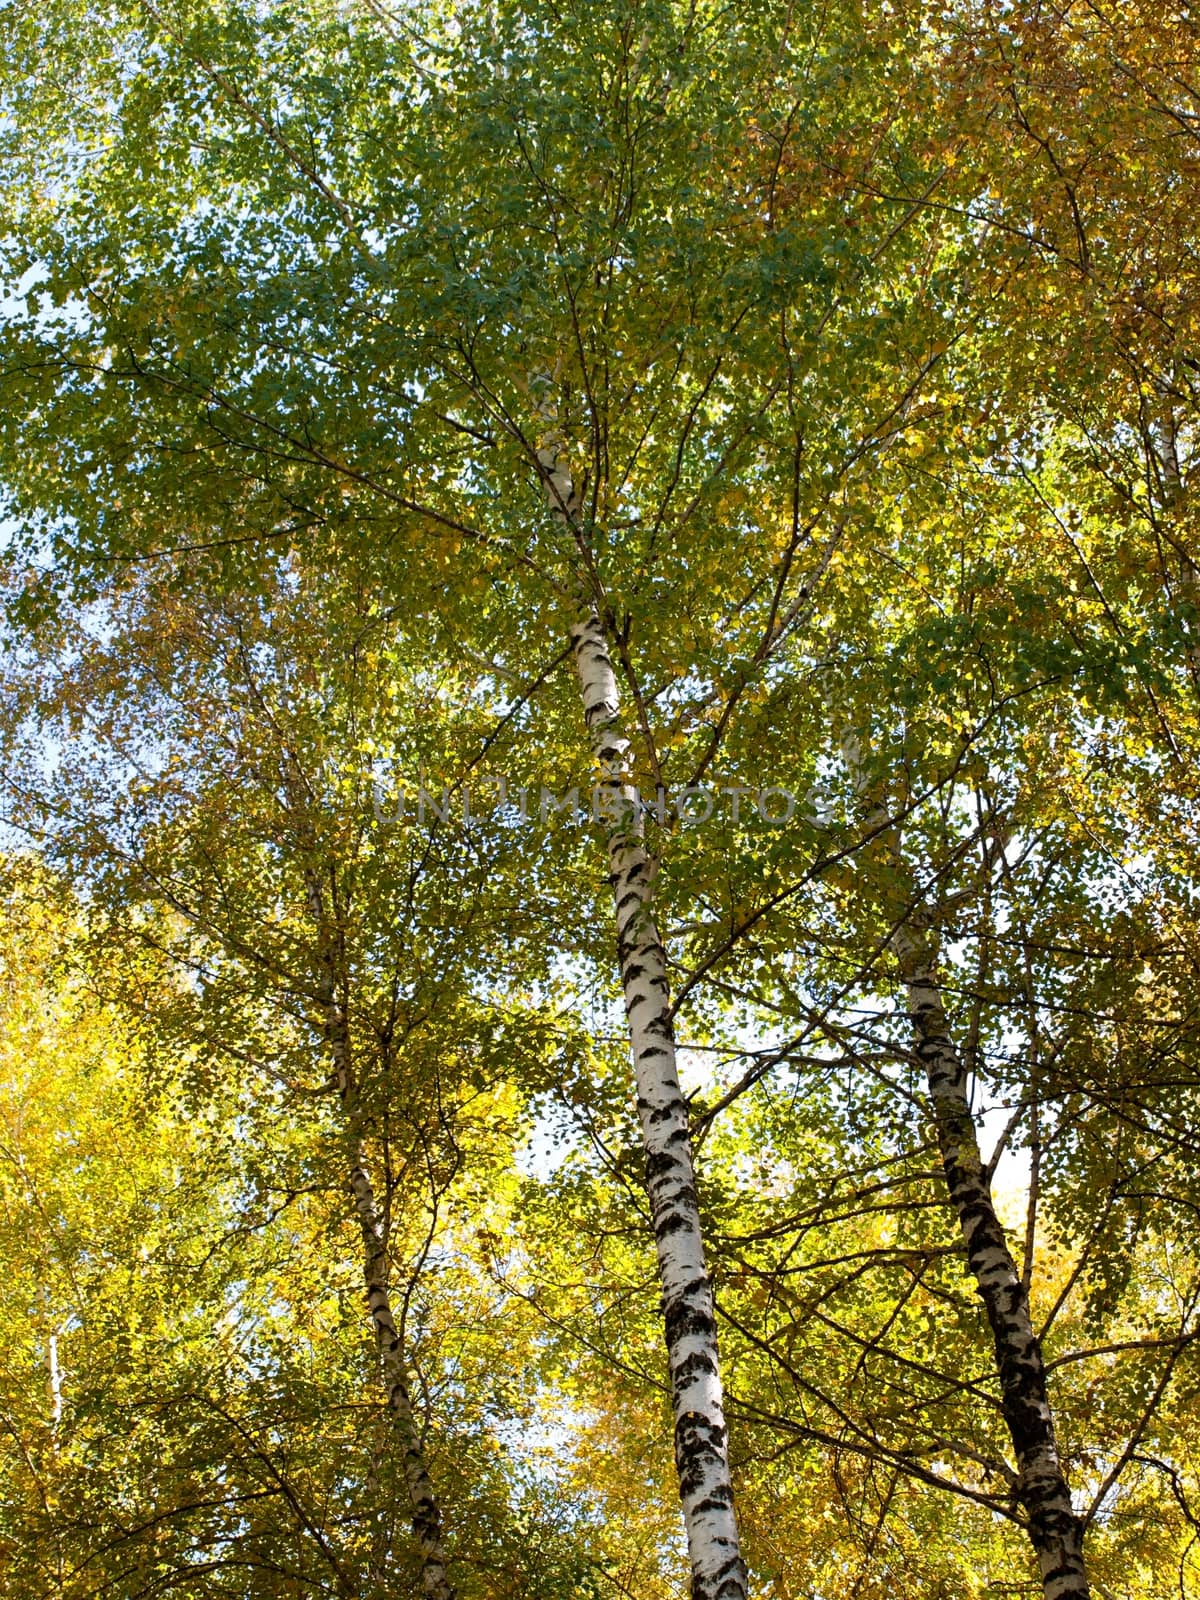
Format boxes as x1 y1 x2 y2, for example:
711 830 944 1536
0 2 957 1584
0 556 612 1596
5 2 1200 1595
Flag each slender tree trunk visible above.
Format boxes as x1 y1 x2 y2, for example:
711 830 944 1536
835 727 1087 1596
306 876 454 1600
329 1011 454 1600
895 919 1089 1600
535 416 747 1600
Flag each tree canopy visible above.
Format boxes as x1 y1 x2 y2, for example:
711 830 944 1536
1 2 1199 1597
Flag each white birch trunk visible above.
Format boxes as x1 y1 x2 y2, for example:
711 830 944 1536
894 921 1088 1600
836 734 1087 1598
47 1331 62 1428
536 419 747 1600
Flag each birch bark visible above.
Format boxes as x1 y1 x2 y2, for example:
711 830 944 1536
837 737 1087 1599
894 916 1088 1600
535 421 748 1600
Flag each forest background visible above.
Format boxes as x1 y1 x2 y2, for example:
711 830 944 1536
0 2 1198 1597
